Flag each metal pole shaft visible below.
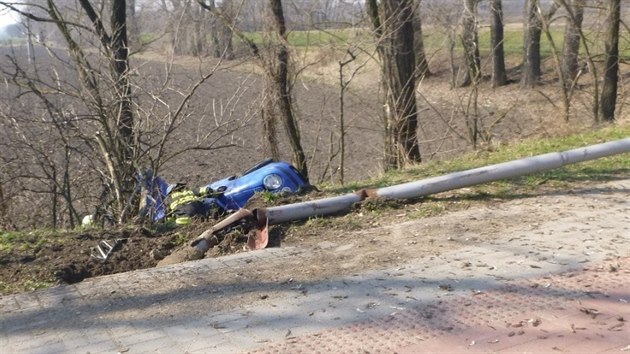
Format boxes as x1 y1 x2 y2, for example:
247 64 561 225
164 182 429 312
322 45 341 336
257 138 630 225
264 193 363 225
377 138 630 200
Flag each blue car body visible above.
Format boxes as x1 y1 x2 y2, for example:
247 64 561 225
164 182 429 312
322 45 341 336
143 160 309 222
138 170 173 222
206 160 308 211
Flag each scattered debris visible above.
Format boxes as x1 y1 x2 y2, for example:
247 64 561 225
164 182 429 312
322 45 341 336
608 322 625 331
508 321 524 328
439 284 453 292
570 323 586 333
579 307 600 318
365 302 378 309
90 239 127 262
528 318 542 327
149 249 165 261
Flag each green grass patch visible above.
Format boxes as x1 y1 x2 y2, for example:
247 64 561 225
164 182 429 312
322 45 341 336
242 28 359 47
251 25 630 61
325 124 630 196
477 27 564 57
288 29 359 47
0 229 65 253
171 232 189 247
139 32 158 46
422 27 565 58
0 37 25 46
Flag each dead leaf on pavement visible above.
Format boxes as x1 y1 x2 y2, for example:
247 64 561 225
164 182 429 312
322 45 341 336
579 307 600 318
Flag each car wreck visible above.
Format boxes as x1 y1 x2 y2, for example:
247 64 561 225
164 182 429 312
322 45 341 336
89 159 310 262
104 138 630 264
140 158 310 225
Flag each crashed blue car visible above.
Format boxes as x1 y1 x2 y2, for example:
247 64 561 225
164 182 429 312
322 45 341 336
206 159 308 211
142 159 309 223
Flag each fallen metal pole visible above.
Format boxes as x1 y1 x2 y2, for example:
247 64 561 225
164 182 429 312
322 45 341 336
258 138 630 225
261 193 364 225
377 137 630 200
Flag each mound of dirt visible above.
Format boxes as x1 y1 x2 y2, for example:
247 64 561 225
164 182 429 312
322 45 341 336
0 224 205 292
157 246 204 266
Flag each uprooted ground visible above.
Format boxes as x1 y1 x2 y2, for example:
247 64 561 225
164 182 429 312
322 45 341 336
2 175 628 296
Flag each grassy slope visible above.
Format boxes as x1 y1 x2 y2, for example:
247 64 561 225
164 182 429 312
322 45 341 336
328 124 630 194
244 26 630 59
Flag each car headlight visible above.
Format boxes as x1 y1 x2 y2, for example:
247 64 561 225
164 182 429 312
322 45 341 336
263 174 283 190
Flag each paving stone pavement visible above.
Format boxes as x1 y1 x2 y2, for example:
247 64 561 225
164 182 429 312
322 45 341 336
1 181 630 353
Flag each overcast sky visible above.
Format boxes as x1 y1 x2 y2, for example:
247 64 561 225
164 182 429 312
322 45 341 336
0 5 18 28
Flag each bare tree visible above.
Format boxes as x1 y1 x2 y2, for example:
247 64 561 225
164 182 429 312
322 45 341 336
126 0 139 49
490 0 507 87
599 0 620 122
522 0 559 87
206 0 234 59
458 0 480 87
422 0 460 87
0 0 138 223
560 0 585 86
538 0 572 121
161 0 212 56
198 0 309 180
336 49 368 185
268 0 308 178
413 0 431 77
80 0 136 222
0 1 246 228
0 0 139 222
367 0 422 169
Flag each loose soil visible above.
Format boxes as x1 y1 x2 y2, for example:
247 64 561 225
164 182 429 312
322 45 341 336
2 176 627 296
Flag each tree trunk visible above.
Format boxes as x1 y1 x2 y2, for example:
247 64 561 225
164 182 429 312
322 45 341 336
522 0 542 87
367 0 421 170
268 0 308 179
561 0 585 87
126 0 138 50
26 17 35 64
111 0 137 222
459 0 480 87
599 0 620 122
220 0 235 59
0 182 7 229
261 90 280 160
522 0 559 88
197 0 309 180
208 0 235 59
208 0 222 57
490 0 507 87
413 0 431 77
191 5 205 56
